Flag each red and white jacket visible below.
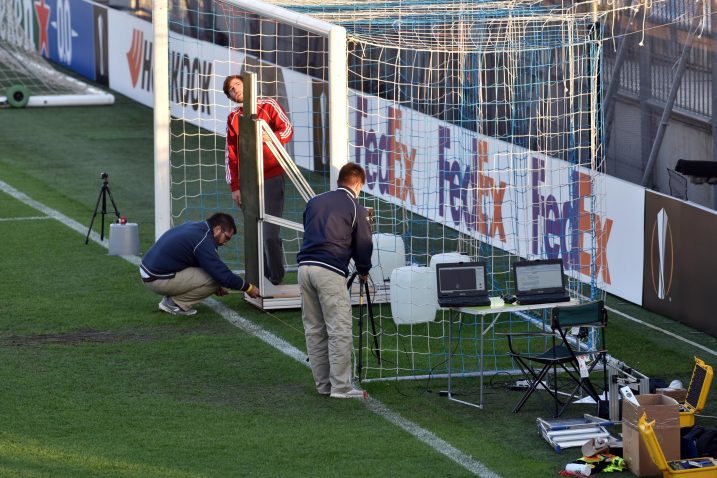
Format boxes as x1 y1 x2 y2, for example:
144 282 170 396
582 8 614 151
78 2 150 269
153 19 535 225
225 97 293 192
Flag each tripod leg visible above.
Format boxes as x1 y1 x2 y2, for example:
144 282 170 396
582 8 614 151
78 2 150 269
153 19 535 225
85 187 104 244
357 291 364 381
100 186 107 241
364 281 381 364
105 185 121 219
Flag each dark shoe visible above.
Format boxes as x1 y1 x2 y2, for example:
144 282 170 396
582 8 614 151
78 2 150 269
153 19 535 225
158 296 197 316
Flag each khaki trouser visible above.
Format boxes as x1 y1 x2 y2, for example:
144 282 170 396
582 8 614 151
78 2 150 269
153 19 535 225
143 267 219 310
298 265 353 395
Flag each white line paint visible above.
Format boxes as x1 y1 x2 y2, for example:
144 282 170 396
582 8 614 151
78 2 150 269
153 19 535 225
0 180 108 246
0 216 52 221
0 178 499 477
363 398 501 477
606 305 717 358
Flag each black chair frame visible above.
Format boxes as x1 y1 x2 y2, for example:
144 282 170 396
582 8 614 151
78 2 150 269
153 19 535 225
506 300 608 417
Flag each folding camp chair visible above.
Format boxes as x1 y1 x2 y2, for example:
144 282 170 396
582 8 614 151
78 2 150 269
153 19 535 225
506 300 608 417
639 413 717 477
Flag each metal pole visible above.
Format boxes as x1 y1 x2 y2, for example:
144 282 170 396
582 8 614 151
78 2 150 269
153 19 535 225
603 1 639 152
640 10 703 187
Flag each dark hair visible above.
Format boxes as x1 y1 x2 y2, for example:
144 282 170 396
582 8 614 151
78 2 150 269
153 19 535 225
222 75 243 99
338 163 366 188
207 212 237 234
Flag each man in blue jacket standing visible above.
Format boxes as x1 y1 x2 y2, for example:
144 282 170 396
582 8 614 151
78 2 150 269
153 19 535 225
297 163 373 399
140 212 261 316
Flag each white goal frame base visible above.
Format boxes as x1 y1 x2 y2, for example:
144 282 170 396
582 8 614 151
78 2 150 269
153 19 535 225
244 281 390 310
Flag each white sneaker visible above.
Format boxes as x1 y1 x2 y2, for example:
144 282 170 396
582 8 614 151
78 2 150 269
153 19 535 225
158 296 197 316
330 388 368 399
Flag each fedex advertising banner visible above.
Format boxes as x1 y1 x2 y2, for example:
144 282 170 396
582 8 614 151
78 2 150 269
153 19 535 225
349 92 644 304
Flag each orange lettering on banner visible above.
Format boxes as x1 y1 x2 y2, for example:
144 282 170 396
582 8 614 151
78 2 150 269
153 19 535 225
386 107 416 206
595 216 613 284
475 139 506 242
400 143 417 204
577 172 592 277
388 109 399 198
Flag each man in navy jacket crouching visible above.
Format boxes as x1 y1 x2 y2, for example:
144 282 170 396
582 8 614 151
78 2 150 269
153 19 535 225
140 212 260 316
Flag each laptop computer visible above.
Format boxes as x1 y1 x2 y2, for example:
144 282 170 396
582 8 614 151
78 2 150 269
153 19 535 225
435 262 491 308
512 259 570 305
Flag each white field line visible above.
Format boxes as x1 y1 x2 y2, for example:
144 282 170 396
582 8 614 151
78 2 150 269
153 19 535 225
0 181 109 246
0 178 499 478
605 306 717 359
0 216 52 221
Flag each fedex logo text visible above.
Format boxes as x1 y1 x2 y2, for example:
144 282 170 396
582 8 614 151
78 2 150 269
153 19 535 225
438 127 507 243
353 98 416 205
531 156 612 283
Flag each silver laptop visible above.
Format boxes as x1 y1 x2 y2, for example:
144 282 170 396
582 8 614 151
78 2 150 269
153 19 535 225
436 262 491 308
512 259 570 305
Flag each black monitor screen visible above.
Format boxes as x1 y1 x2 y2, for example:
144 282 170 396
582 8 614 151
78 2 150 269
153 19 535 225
439 266 485 293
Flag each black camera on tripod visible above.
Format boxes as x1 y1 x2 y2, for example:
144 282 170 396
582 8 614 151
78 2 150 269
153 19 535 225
85 171 121 244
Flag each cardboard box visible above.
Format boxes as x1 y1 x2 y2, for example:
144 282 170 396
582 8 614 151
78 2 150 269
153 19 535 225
622 394 680 477
656 387 688 403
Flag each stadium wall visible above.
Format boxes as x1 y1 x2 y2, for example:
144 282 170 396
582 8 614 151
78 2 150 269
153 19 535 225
9 0 717 331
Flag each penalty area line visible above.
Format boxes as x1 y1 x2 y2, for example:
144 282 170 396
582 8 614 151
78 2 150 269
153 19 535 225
0 177 500 477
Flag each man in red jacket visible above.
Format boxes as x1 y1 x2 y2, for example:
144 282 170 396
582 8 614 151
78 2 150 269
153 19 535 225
223 75 294 285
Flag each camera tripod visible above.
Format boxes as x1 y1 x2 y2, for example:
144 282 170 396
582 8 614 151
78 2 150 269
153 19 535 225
85 172 121 244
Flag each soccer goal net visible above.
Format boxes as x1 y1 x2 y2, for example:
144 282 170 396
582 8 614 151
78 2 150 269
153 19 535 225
0 3 114 107
159 0 621 384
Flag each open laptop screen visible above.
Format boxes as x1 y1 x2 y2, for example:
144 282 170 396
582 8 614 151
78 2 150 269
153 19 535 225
513 259 565 295
436 262 487 297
